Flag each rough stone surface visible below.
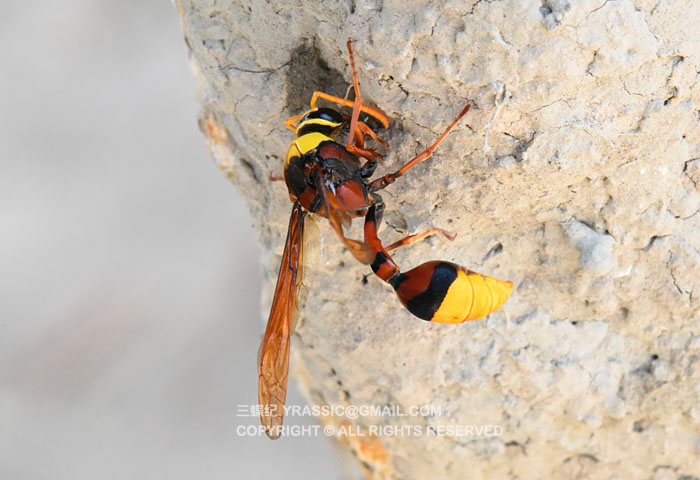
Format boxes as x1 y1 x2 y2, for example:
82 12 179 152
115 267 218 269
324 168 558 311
177 0 700 478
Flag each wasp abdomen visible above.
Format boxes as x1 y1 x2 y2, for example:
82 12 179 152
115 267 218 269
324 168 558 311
390 261 513 323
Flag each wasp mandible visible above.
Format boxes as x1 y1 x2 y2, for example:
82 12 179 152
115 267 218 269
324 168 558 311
258 40 513 439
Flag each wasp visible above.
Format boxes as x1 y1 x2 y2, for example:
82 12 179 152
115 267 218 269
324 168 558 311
258 40 513 439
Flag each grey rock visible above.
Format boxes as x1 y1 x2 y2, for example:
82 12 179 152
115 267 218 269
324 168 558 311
179 0 700 476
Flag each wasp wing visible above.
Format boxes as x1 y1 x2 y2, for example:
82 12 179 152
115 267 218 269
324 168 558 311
258 202 306 439
290 214 320 332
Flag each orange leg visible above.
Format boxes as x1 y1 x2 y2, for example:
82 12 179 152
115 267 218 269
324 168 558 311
354 122 386 161
345 39 393 165
357 121 388 146
309 91 389 129
354 123 366 150
345 39 364 155
370 103 471 192
289 41 389 145
269 172 284 182
290 90 389 138
351 144 383 163
284 112 305 131
385 229 456 253
340 116 385 162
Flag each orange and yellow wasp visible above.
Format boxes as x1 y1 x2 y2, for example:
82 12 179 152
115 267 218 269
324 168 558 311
258 40 513 438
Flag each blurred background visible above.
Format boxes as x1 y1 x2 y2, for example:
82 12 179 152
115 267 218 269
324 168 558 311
0 1 339 478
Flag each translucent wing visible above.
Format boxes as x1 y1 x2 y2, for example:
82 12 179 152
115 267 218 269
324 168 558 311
258 202 306 439
291 214 320 332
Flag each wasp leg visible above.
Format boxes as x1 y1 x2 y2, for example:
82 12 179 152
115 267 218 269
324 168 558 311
309 41 389 162
351 116 366 150
350 144 383 163
360 158 377 178
344 39 390 163
345 39 365 157
357 121 388 146
369 103 471 192
356 147 383 162
269 172 285 182
342 116 383 163
312 169 375 264
308 40 389 131
385 229 456 252
284 112 306 132
354 121 386 163
309 91 389 129
341 116 388 148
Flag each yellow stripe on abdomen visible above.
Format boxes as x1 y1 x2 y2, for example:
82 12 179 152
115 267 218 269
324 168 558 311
432 269 513 323
430 269 471 323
